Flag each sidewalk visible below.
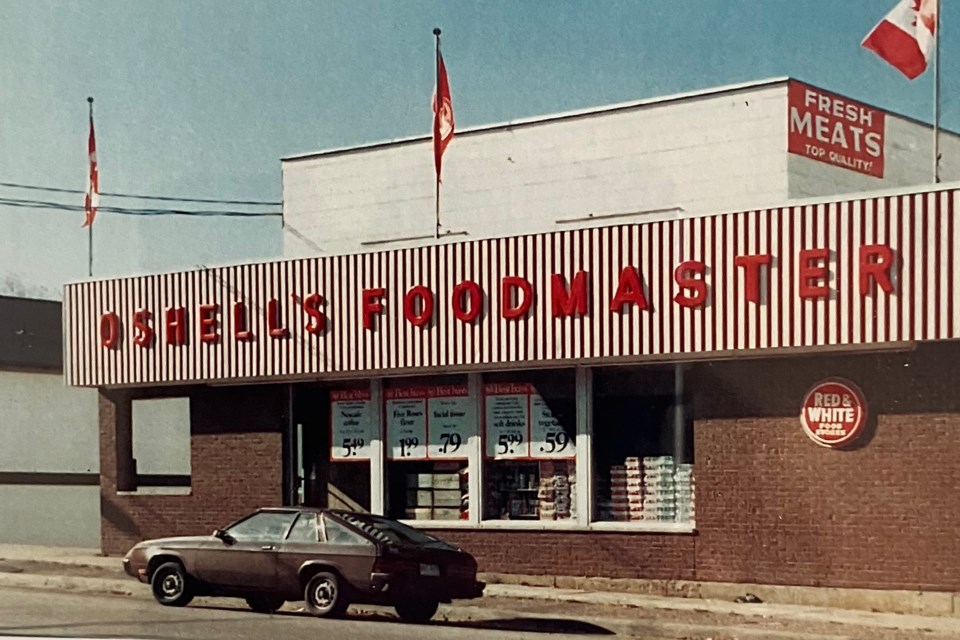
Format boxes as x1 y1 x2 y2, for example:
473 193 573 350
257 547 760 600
1 544 958 637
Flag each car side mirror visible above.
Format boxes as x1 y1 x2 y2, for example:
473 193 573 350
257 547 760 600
213 529 236 545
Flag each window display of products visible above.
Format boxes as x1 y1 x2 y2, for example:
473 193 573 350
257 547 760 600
597 455 695 523
483 460 576 520
392 461 469 521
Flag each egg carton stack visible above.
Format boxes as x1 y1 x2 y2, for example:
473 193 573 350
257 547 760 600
642 456 677 521
538 460 575 520
610 457 644 521
674 463 695 523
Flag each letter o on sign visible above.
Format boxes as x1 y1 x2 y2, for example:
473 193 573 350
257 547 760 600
799 378 867 448
100 312 120 349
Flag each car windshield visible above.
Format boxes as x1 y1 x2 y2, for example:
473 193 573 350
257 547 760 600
335 512 453 549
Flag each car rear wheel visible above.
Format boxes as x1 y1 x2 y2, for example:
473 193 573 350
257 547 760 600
150 561 194 607
245 595 285 614
304 571 348 618
394 599 439 623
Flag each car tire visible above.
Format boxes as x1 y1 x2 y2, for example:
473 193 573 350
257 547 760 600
394 599 439 624
303 571 349 618
245 595 285 614
150 561 194 607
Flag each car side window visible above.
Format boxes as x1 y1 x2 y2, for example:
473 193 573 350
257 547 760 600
226 512 297 543
286 513 319 543
321 514 372 546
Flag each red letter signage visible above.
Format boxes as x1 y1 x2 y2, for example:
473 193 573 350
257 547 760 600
673 261 707 308
452 280 482 323
859 244 895 296
268 298 289 338
404 285 434 327
610 266 649 312
362 288 386 330
133 309 153 348
734 253 773 304
551 271 589 318
199 303 220 343
100 312 119 349
302 293 326 335
501 276 533 320
165 307 186 346
233 302 253 341
799 248 830 299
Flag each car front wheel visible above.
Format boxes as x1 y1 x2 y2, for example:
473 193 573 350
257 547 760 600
150 561 194 607
394 599 439 623
245 595 285 614
303 571 348 618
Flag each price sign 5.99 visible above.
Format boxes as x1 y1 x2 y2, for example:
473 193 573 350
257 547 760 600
484 385 531 459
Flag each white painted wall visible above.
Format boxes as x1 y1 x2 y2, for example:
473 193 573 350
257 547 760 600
282 83 791 257
0 371 98 473
788 115 960 199
132 397 191 477
0 370 100 547
282 77 960 259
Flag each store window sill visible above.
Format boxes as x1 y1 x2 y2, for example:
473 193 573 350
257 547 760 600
589 521 696 534
117 487 193 496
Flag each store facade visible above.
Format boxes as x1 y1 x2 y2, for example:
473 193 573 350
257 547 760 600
68 184 960 592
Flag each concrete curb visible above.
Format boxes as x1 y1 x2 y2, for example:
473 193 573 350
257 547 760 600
0 572 141 597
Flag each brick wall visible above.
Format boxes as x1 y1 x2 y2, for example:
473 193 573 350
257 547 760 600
425 529 696 580
100 385 285 555
691 344 960 592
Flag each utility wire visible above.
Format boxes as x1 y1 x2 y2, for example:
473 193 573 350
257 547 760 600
0 180 281 206
0 196 281 218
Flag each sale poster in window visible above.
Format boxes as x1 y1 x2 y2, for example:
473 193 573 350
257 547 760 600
530 392 575 458
385 389 428 460
427 386 472 459
330 389 374 461
484 384 530 459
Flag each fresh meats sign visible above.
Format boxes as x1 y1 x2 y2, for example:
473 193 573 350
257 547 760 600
788 81 885 178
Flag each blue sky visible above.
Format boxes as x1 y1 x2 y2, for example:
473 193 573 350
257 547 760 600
0 1 953 298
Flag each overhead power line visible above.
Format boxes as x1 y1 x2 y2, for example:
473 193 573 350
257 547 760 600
0 196 281 218
0 180 281 206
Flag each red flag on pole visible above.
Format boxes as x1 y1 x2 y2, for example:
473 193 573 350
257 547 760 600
862 0 938 80
82 108 99 227
432 49 454 180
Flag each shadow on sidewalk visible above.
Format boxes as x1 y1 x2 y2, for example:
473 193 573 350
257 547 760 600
193 603 616 635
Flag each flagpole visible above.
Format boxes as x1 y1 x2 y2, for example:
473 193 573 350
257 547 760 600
87 96 94 278
433 27 442 239
934 6 941 183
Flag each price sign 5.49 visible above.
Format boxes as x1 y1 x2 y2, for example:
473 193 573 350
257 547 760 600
330 390 374 461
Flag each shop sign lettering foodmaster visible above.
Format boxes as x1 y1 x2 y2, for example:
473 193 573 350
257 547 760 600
800 379 867 448
64 188 960 387
788 81 885 178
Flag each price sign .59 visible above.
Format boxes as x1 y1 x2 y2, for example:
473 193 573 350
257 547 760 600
537 429 570 454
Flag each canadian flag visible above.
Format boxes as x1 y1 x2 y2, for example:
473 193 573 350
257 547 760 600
82 111 99 227
862 0 938 80
432 50 454 180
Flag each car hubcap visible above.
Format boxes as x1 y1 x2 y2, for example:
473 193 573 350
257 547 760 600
312 580 335 608
161 573 182 597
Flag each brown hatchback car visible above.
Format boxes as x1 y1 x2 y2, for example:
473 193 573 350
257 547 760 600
122 508 484 622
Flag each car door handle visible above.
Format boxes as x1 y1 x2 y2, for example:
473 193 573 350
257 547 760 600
260 545 275 551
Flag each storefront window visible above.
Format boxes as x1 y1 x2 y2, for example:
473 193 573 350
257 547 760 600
482 370 576 521
384 376 472 522
326 386 374 512
592 366 694 525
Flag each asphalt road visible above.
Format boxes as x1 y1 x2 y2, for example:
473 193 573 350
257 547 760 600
0 588 633 640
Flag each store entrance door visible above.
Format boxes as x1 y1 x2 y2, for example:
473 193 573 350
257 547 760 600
291 383 329 508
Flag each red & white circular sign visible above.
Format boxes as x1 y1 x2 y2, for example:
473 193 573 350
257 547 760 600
800 379 867 448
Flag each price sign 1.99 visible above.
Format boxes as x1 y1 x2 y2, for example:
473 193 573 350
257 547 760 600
386 395 428 460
